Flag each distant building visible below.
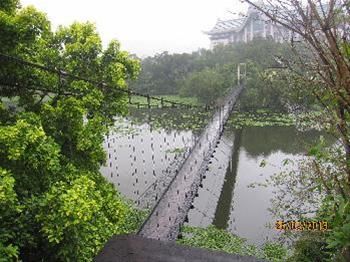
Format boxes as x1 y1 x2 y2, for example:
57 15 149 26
204 3 290 48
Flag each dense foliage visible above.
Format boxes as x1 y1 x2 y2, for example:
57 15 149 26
132 39 317 109
179 68 227 104
0 1 144 260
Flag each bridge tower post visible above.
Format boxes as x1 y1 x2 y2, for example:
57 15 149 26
237 63 247 85
237 64 241 85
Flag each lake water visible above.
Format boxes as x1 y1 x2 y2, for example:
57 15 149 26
101 109 325 245
186 126 325 245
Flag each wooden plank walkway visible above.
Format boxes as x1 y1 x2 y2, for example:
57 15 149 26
138 85 245 240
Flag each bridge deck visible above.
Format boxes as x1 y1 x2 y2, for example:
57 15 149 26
138 85 244 240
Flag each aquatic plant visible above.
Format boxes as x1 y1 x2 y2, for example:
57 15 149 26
177 226 289 261
227 110 295 129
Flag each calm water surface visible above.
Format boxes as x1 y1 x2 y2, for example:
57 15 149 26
187 126 325 245
101 110 325 245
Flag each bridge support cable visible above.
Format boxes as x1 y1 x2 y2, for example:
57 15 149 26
137 84 245 241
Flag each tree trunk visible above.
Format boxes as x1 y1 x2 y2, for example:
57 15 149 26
336 103 350 193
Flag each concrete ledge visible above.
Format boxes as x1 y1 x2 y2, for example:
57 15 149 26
95 234 264 262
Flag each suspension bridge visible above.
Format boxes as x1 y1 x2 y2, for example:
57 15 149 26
137 85 244 240
0 54 263 261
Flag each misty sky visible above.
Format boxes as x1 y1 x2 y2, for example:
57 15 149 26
20 0 247 57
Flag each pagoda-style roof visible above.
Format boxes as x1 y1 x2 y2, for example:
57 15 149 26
204 18 247 35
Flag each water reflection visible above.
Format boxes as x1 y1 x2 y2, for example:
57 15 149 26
240 126 326 158
101 109 200 208
101 108 332 245
212 129 242 229
188 126 331 245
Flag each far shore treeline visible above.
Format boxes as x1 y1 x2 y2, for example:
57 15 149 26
130 39 318 111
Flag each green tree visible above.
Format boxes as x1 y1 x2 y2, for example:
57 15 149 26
131 51 195 95
0 1 142 260
132 38 314 110
179 68 227 104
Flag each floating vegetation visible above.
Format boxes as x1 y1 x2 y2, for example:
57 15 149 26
165 147 186 154
227 109 331 135
111 117 141 137
228 110 295 129
293 111 331 131
128 108 211 133
177 226 288 261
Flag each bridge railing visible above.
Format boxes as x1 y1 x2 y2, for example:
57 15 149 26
137 84 245 240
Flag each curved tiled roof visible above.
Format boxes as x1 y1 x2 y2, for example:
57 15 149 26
204 18 247 35
205 1 333 36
